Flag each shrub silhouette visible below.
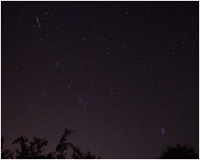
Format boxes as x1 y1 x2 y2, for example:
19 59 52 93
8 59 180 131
1 128 100 159
158 142 199 159
1 136 14 159
55 128 75 158
12 136 49 158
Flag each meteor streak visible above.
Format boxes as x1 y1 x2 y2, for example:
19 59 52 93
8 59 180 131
36 16 41 30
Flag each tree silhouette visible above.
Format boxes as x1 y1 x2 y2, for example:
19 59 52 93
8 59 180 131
1 128 100 159
12 136 49 158
82 151 100 159
70 145 101 159
55 128 75 158
54 128 100 159
1 136 14 159
158 142 199 159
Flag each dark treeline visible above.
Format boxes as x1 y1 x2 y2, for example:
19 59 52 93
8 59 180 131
1 128 100 159
157 142 199 159
1 128 199 159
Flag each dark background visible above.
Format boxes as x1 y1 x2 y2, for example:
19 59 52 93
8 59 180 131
1 1 199 158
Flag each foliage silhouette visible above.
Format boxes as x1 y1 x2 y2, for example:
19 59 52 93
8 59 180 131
70 145 100 159
55 128 75 158
82 151 100 159
12 136 49 158
54 128 100 159
1 136 14 159
1 128 100 159
158 142 199 159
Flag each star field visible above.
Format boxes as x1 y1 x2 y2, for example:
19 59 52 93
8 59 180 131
2 1 199 158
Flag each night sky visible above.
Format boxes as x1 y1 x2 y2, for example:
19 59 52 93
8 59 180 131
1 1 199 158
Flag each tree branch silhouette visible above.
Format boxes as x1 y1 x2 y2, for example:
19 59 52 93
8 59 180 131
1 128 100 159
